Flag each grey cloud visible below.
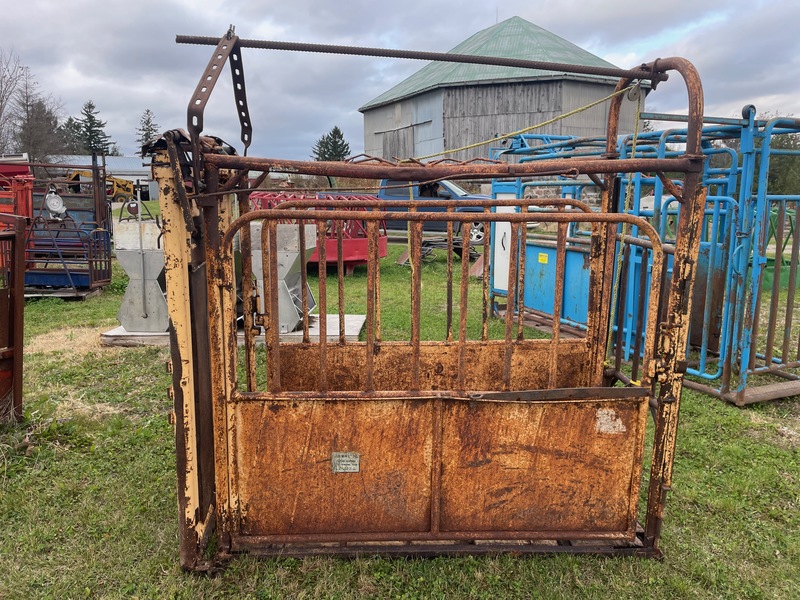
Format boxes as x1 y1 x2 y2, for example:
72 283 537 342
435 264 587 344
2 0 797 157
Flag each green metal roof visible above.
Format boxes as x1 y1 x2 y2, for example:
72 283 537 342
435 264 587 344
360 16 620 111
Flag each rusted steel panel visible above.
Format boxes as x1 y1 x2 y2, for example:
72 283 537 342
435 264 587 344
439 396 648 534
253 341 593 394
236 399 434 535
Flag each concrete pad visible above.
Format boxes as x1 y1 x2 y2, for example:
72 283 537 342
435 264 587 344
100 314 366 348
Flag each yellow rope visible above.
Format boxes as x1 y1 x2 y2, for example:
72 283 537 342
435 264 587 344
410 84 636 162
605 85 644 366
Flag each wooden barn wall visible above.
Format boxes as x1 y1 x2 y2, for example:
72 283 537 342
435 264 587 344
362 90 444 160
362 80 643 161
442 81 563 161
560 80 640 139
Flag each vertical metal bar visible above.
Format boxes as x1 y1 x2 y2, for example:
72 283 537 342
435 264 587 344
238 195 257 391
446 211 454 343
317 220 328 393
482 208 491 342
748 273 764 372
300 219 310 344
410 220 423 390
785 203 800 361
365 220 378 392
264 221 281 393
765 202 784 365
548 220 567 387
631 246 649 382
10 216 24 421
375 210 382 344
503 223 520 390
458 222 471 390
337 219 345 344
697 202 720 374
517 209 528 341
614 245 631 373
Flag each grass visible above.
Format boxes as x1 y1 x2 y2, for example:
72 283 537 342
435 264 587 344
0 247 798 599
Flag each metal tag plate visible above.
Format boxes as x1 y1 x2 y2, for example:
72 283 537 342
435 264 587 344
331 452 360 473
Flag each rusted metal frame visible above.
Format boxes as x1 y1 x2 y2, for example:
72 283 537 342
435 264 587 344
503 224 520 390
202 164 241 548
446 212 454 343
238 540 656 558
235 186 258 391
482 207 492 342
223 210 661 254
300 220 311 343
458 223 471 390
233 384 646 403
277 196 596 212
517 210 528 342
204 169 239 543
178 34 669 83
613 244 632 375
316 221 328 392
765 201 785 365
365 220 378 392
656 172 684 203
0 215 25 421
262 221 282 392
235 528 636 546
626 58 704 550
205 153 697 182
336 220 345 343
151 145 215 570
11 215 24 421
549 214 568 387
186 30 252 191
784 206 800 361
374 208 382 343
410 221 423 390
630 246 651 382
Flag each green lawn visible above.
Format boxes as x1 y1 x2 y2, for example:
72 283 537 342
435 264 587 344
0 248 798 599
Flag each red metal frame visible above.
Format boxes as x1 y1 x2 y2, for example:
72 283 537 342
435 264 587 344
250 191 388 273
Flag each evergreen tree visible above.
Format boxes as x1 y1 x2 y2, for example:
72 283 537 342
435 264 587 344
77 100 113 154
311 126 351 161
57 117 87 154
135 108 160 153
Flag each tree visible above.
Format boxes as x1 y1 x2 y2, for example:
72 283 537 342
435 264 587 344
311 125 351 161
135 108 159 153
77 100 113 154
0 49 26 153
10 67 64 162
57 116 86 154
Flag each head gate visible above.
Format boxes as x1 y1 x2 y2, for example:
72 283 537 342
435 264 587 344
147 29 706 571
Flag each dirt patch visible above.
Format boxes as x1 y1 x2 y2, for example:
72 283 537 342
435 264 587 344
26 326 113 356
54 395 128 421
748 408 800 450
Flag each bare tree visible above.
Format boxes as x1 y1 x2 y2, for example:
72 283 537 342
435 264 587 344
0 49 26 153
10 67 64 162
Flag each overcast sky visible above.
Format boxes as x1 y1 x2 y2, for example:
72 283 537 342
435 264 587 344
4 0 798 159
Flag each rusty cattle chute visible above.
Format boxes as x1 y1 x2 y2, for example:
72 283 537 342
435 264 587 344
150 28 706 571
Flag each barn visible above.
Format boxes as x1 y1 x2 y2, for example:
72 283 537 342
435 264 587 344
359 16 643 161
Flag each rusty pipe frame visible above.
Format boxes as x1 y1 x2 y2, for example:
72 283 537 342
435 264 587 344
176 35 670 85
602 57 705 550
204 154 702 181
221 208 663 254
